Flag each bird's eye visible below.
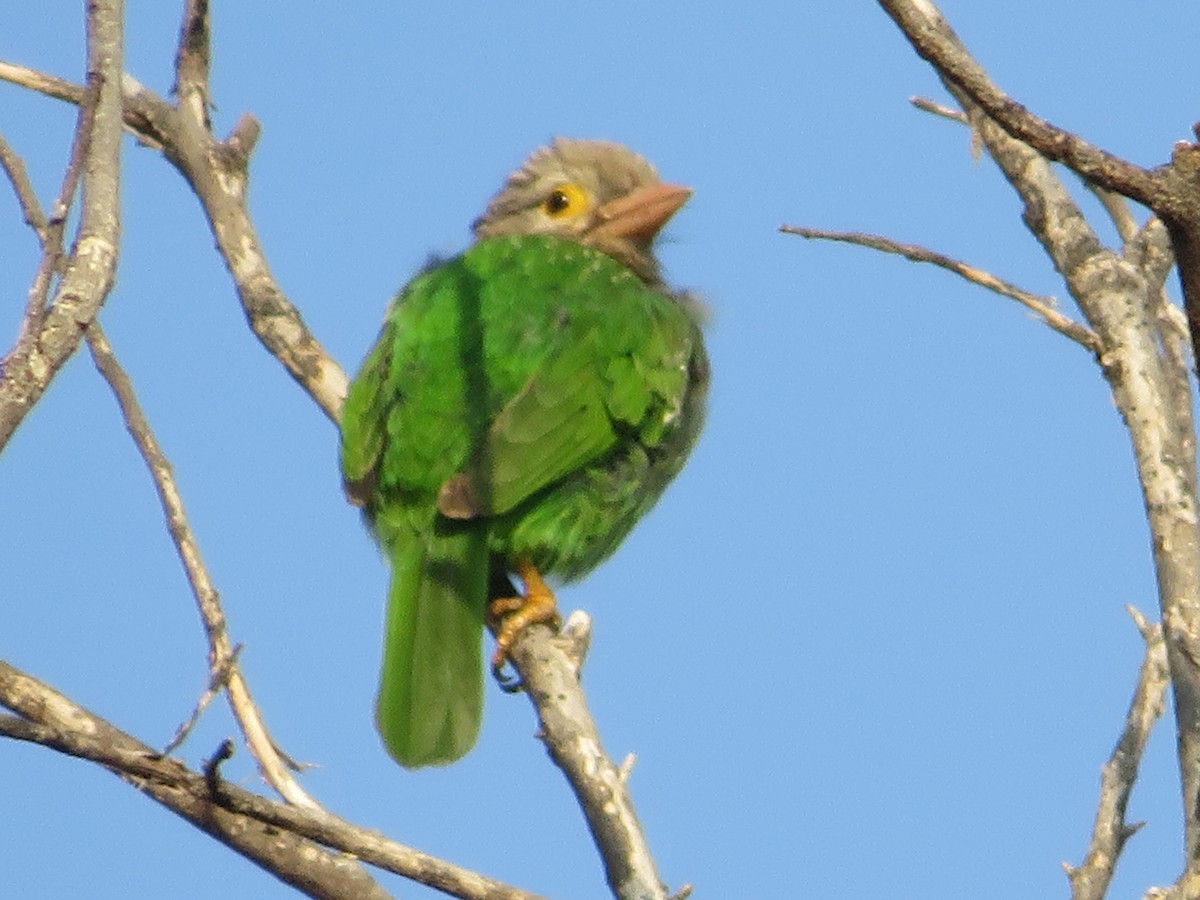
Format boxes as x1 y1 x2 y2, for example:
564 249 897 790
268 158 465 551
544 190 571 214
542 183 587 218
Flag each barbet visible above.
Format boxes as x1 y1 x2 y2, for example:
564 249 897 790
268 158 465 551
340 138 709 767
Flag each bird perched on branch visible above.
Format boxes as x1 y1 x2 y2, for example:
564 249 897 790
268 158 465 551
340 138 709 768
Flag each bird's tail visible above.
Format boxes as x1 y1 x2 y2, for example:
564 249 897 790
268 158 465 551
376 524 489 768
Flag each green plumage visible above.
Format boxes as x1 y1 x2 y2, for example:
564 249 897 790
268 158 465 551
341 141 707 768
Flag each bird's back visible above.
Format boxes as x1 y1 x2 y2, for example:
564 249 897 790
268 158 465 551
342 233 706 575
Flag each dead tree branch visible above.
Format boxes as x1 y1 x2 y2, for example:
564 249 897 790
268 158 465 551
1067 609 1170 900
0 0 123 453
877 0 1200 379
509 613 680 900
0 659 547 900
85 322 319 809
779 224 1101 351
869 0 1200 880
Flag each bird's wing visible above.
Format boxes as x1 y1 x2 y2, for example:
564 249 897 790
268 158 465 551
339 315 398 506
438 336 617 518
440 279 696 520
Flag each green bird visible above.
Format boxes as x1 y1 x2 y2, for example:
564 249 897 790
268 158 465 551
340 138 708 768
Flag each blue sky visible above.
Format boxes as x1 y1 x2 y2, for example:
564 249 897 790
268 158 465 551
3 2 1200 898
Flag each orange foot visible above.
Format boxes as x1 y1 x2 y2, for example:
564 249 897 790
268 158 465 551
489 559 561 690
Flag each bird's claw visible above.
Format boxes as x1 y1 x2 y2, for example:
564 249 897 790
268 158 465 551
487 558 560 692
491 657 524 693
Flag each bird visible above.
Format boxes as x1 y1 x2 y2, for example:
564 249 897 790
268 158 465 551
340 138 709 768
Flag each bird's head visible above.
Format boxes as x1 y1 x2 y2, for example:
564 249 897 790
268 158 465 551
472 137 691 284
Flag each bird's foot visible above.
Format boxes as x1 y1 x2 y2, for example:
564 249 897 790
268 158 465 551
489 559 561 692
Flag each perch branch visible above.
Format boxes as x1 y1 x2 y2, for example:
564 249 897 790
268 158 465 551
509 616 679 900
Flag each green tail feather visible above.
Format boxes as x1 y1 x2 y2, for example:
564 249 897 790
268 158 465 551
375 526 489 768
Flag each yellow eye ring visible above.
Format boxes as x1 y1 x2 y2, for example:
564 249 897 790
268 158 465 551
542 182 589 218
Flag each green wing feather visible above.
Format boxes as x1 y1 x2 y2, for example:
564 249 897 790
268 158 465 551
453 343 616 517
442 236 699 520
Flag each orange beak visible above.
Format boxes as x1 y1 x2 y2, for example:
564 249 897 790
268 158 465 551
589 182 692 243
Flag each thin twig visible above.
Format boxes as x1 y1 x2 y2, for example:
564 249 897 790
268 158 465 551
0 61 85 107
84 322 320 810
912 93 1147 246
910 94 966 124
162 644 242 757
0 130 61 347
0 132 48 238
1066 607 1169 900
779 224 1102 351
1084 183 1141 245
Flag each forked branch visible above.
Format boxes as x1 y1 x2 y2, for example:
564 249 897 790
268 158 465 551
0 0 123 453
863 0 1200 885
1067 608 1169 900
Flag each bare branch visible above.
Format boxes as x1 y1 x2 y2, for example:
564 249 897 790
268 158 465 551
171 0 212 128
1067 608 1169 900
0 132 48 238
779 224 1101 351
0 658 547 900
877 0 1159 203
84 322 321 809
0 659 391 900
877 0 1200 873
509 621 673 900
879 0 1200 388
123 62 348 420
0 1 123 454
949 71 1200 867
0 60 347 420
